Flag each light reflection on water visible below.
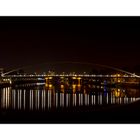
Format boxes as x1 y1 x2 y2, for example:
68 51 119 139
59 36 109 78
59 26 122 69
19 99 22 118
0 85 140 111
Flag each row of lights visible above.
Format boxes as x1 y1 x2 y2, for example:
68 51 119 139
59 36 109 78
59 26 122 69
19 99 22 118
5 73 136 78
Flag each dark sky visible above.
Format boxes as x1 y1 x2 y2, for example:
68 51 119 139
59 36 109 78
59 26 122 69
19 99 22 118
0 17 140 72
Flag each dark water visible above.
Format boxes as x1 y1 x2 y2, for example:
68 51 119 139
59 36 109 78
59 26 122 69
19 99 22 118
1 83 140 123
0 84 140 111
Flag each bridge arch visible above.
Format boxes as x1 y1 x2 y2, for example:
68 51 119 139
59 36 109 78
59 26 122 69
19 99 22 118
1 61 140 78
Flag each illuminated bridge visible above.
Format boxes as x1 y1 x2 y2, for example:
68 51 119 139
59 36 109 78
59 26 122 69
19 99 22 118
1 62 140 86
2 74 140 78
1 74 140 87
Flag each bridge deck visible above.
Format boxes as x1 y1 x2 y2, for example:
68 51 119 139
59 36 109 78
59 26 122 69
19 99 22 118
2 74 140 78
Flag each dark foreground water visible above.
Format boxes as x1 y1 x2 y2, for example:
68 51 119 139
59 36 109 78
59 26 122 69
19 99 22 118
0 84 140 123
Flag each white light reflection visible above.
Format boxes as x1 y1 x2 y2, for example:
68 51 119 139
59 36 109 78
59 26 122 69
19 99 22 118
12 89 16 109
48 90 50 109
42 90 46 110
66 94 69 107
60 93 64 107
81 94 83 106
74 94 76 106
23 90 26 110
107 93 108 104
30 90 34 110
17 90 19 109
94 95 96 105
85 94 87 106
91 95 94 105
19 90 22 109
37 90 40 109
87 94 89 105
55 93 58 108
78 94 80 106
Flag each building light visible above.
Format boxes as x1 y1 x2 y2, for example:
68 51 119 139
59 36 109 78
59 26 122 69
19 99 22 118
77 77 81 80
49 84 52 88
60 85 64 89
117 74 120 77
72 77 76 79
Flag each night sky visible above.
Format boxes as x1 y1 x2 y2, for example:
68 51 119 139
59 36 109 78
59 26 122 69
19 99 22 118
0 17 140 72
